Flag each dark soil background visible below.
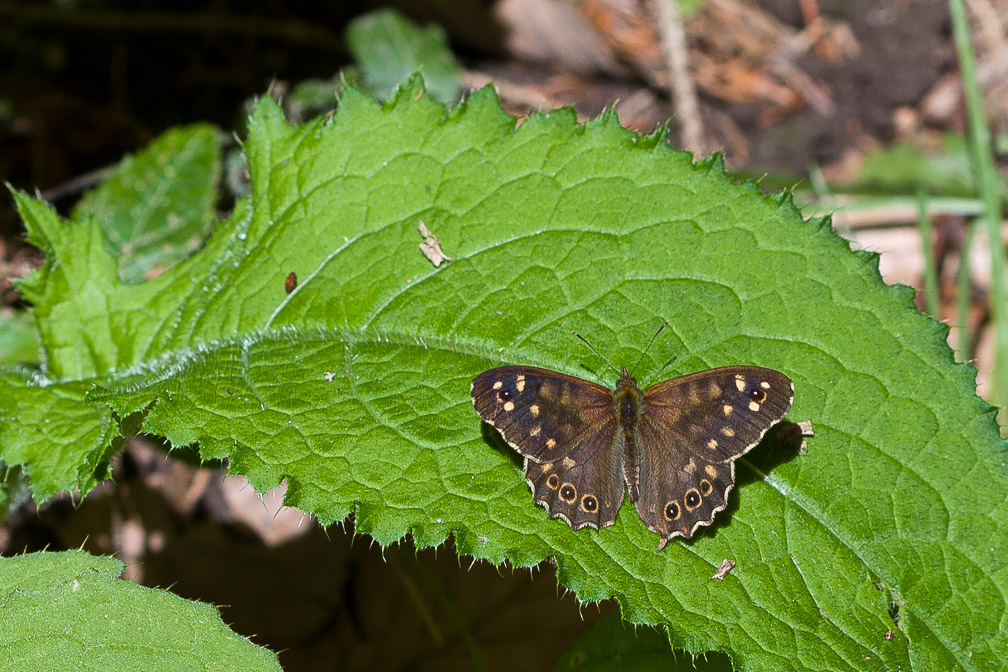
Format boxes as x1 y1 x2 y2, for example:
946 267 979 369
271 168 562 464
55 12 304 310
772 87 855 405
0 1 1001 670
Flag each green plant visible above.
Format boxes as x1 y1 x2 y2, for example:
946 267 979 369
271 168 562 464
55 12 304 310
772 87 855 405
0 550 280 671
2 78 1006 670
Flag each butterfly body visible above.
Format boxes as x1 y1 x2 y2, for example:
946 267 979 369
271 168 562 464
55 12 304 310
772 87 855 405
612 369 644 501
471 362 793 547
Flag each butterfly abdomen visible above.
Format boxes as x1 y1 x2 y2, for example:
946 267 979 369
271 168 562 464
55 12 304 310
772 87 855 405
613 373 645 501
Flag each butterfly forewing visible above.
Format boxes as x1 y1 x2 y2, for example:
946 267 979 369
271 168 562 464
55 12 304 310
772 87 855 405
634 366 794 540
471 366 613 462
472 365 626 529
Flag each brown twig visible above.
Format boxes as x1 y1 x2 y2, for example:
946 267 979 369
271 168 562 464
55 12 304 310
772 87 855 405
650 0 710 155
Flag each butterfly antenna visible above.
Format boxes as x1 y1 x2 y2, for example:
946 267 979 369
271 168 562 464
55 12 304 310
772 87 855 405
629 320 668 377
571 330 620 375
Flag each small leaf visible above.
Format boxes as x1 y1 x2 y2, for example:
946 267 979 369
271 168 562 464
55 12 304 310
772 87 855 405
72 124 221 283
856 133 978 197
347 9 462 105
0 550 280 671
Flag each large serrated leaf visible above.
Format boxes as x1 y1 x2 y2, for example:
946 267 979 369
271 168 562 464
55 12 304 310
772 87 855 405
0 550 280 671
2 79 1006 670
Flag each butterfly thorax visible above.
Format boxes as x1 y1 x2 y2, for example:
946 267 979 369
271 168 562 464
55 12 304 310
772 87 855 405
613 367 645 426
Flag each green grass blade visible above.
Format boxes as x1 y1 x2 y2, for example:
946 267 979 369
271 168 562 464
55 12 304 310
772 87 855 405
950 0 1008 415
956 220 978 361
916 188 941 318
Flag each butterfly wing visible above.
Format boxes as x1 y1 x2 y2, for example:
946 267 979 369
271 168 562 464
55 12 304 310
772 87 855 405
632 366 794 543
522 417 624 529
472 366 625 529
471 366 613 462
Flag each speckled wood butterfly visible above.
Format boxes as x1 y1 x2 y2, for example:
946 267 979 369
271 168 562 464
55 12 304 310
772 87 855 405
471 323 794 549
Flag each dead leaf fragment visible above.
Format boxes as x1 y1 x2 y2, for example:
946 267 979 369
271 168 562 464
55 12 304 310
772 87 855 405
419 220 452 267
711 558 736 580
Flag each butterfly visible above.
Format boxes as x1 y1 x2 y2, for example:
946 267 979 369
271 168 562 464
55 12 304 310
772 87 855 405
470 323 794 549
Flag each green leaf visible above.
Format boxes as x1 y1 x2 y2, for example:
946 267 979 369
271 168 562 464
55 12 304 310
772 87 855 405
347 9 462 105
0 369 117 499
0 310 40 366
0 550 280 671
72 123 221 284
4 80 1007 670
12 183 236 379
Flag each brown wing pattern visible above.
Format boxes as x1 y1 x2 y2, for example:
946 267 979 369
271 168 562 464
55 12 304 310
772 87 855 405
633 366 793 541
471 366 612 462
472 366 626 528
523 417 624 529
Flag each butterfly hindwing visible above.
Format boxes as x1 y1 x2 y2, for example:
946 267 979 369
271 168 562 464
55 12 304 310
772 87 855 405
633 420 738 541
471 366 613 463
634 446 736 542
633 366 794 540
523 417 624 529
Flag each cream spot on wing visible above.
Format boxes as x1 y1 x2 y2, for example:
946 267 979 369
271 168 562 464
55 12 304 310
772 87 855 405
705 464 718 479
562 456 575 469
749 401 760 412
684 458 697 474
707 382 722 397
541 462 553 473
516 375 526 392
707 438 718 450
734 375 746 392
530 404 540 417
493 381 503 390
530 425 541 437
723 404 733 416
503 401 515 412
721 427 735 437
761 381 771 389
546 438 556 449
